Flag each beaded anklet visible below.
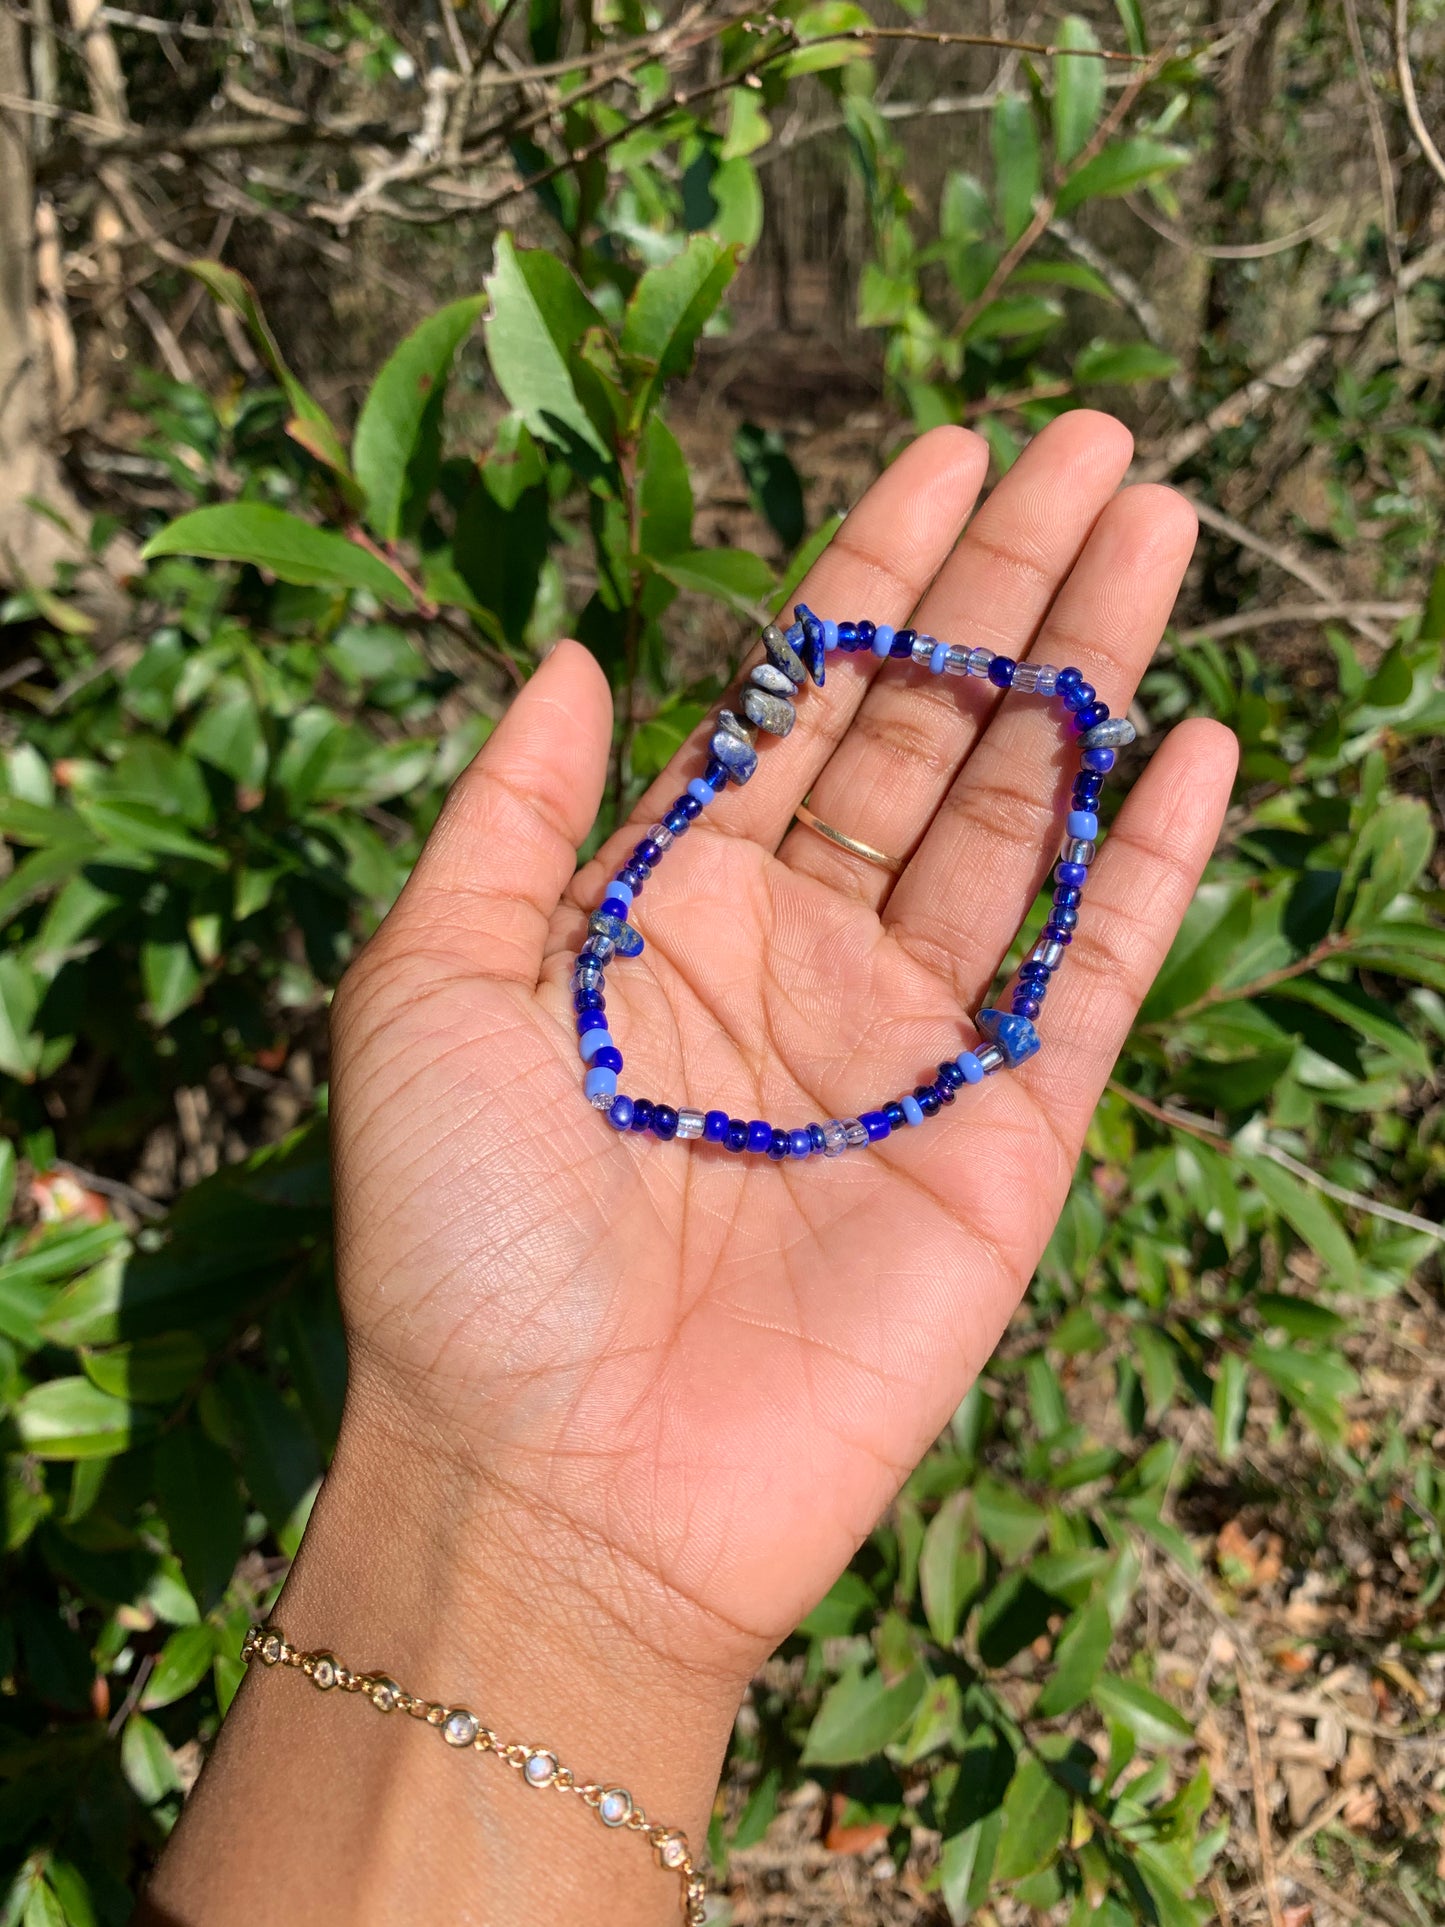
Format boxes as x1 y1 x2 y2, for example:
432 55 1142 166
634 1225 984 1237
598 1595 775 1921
572 607 1136 1155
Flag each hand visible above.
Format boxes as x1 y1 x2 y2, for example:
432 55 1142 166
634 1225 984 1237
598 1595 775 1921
148 414 1237 1926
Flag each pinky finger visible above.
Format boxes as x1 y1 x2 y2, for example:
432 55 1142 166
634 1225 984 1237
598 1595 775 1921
1023 716 1239 1140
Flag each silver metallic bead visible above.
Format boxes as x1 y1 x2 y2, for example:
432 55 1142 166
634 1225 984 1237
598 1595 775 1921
589 1089 616 1111
675 1109 705 1140
1080 716 1137 749
1063 837 1097 866
975 1044 1006 1074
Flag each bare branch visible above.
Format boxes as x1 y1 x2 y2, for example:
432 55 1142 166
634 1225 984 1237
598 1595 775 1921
1394 0 1445 191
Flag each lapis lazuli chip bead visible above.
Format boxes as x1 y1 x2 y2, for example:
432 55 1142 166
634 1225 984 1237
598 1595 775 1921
741 686 795 737
792 605 826 686
1080 716 1136 749
710 719 759 783
749 662 795 698
976 1008 1041 1066
763 621 808 686
588 911 643 957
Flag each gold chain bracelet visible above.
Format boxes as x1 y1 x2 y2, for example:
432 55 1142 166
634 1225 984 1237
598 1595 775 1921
240 1624 708 1924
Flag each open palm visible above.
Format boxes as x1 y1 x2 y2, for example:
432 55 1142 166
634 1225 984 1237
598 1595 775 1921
328 415 1237 1695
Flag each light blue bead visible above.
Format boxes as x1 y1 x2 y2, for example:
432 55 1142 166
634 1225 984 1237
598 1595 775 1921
607 879 633 907
822 618 838 653
929 643 948 675
579 1028 613 1061
872 624 894 658
957 1051 985 1084
1066 809 1099 840
901 1094 924 1126
584 1066 617 1101
687 777 716 808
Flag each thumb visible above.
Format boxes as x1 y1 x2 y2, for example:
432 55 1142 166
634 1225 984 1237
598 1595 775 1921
384 639 613 984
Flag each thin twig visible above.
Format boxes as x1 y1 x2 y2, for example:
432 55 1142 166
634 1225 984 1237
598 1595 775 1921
54 1158 165 1220
1236 1661 1288 1927
1394 0 1445 190
1172 599 1417 644
1182 496 1395 649
1341 0 1408 360
1127 196 1336 260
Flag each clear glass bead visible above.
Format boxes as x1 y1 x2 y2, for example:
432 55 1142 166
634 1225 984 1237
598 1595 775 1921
1033 665 1060 696
1012 663 1041 693
1030 938 1066 970
967 647 993 678
822 1120 848 1156
581 934 615 963
976 1044 1006 1074
571 959 604 991
675 1109 705 1140
943 644 971 674
647 822 674 851
1063 837 1097 866
589 1090 616 1111
843 1118 868 1148
911 633 936 662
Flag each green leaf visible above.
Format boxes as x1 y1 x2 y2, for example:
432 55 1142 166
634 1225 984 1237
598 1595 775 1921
1057 137 1191 215
919 1492 983 1645
82 1333 206 1404
0 954 43 1081
1035 1592 1113 1718
620 236 739 416
1253 1293 1349 1340
652 547 773 614
14 1377 152 1459
962 295 1063 343
1074 338 1179 385
155 1427 246 1613
800 1664 928 1766
1134 1325 1180 1421
23 1879 67 1927
0 1137 14 1225
141 935 203 1027
225 1366 321 1554
1139 881 1253 1021
1213 1352 1247 1459
974 1476 1048 1560
74 797 226 869
721 86 771 160
352 296 484 542
142 506 414 606
994 1754 1069 1882
1235 1152 1361 1290
1114 0 1147 54
121 1712 181 1805
941 170 992 244
992 96 1042 244
141 1624 216 1710
1090 1673 1193 1749
1053 17 1105 166
639 416 694 559
483 237 610 465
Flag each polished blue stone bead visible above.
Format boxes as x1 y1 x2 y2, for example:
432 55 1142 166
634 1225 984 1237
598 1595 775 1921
574 989 605 1012
883 1100 906 1129
1082 746 1115 773
916 1086 941 1117
651 1105 679 1140
633 838 662 867
1073 700 1109 732
855 620 876 650
592 1045 623 1073
664 809 689 835
767 1127 789 1160
1056 860 1088 887
937 1059 966 1090
598 896 630 921
889 628 915 659
1067 809 1099 840
957 1051 985 1083
789 1127 812 1158
977 1007 1042 1066
585 1066 617 1102
577 1009 609 1035
1051 905 1079 930
1056 666 1083 692
725 1118 749 1152
793 605 826 685
703 1110 729 1142
861 1109 891 1140
808 1122 827 1154
1054 884 1082 909
589 911 644 957
704 758 731 790
1061 680 1096 713
836 621 857 649
747 1119 771 1153
608 1094 635 1131
629 1098 654 1132
987 655 1015 688
678 792 704 819
1012 995 1042 1019
901 1094 924 1126
709 727 758 784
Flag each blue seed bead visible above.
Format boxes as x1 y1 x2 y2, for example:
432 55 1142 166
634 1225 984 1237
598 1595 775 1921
703 1110 729 1142
607 879 634 909
808 1122 827 1154
1056 860 1088 887
1056 666 1083 693
789 1127 812 1159
677 793 703 820
935 1078 956 1104
1082 747 1116 773
957 1051 985 1083
585 1066 617 1103
747 1119 771 1153
889 628 915 659
1044 920 1074 944
988 655 1016 688
618 865 646 893
1061 680 1096 713
608 1094 635 1131
1073 781 1105 810
767 1128 789 1160
579 1029 613 1061
1067 809 1099 840
1012 995 1042 1019
629 1098 654 1133
872 624 895 658
1074 768 1105 795
664 809 689 836
1073 700 1109 733
651 1104 679 1140
592 1045 623 1073
861 1109 892 1140
704 758 731 790
855 620 876 651
598 896 629 921
836 620 857 650
577 1009 609 1034
686 778 715 808
575 989 605 1013
822 619 839 656
725 1118 748 1152
634 838 662 867
901 1094 924 1126
916 1086 941 1117
883 1100 906 1129
937 1060 966 1090
1051 905 1080 930
1017 967 1049 991
930 642 948 675
1054 884 1082 909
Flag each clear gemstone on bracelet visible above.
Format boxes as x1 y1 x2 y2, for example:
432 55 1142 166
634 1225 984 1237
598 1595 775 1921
599 1787 634 1827
369 1676 402 1712
442 1708 479 1747
310 1653 338 1690
523 1748 559 1787
655 1831 689 1870
260 1632 284 1666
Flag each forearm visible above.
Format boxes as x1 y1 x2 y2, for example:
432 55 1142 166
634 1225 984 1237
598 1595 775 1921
144 1393 739 1925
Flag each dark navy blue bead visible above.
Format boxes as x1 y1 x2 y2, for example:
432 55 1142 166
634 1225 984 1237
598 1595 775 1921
703 1109 729 1142
860 1110 891 1141
1074 770 1105 797
890 628 915 659
678 793 704 820
704 758 731 789
767 1127 789 1159
937 1060 966 1090
598 896 630 920
883 1099 907 1128
617 865 646 892
789 1128 812 1159
915 1085 941 1117
1012 996 1042 1019
747 1119 772 1153
577 1010 608 1035
1051 906 1080 930
1054 884 1082 909
634 838 662 867
630 1098 655 1133
664 809 689 835
725 1118 749 1152
987 655 1016 688
1043 921 1074 944
1082 747 1115 773
651 1104 679 1140
855 620 876 650
592 1045 623 1073
808 1122 826 1154
1061 680 1096 713
934 1078 956 1105
836 621 858 649
1056 666 1083 693
1018 965 1050 988
574 989 605 1012
1056 860 1088 887
608 1095 635 1131
1073 700 1109 733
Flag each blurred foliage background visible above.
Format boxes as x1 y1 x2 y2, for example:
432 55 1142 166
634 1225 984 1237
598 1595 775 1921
1 3 1443 1924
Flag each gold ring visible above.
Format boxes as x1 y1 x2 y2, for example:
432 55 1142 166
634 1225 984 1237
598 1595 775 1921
793 799 904 874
